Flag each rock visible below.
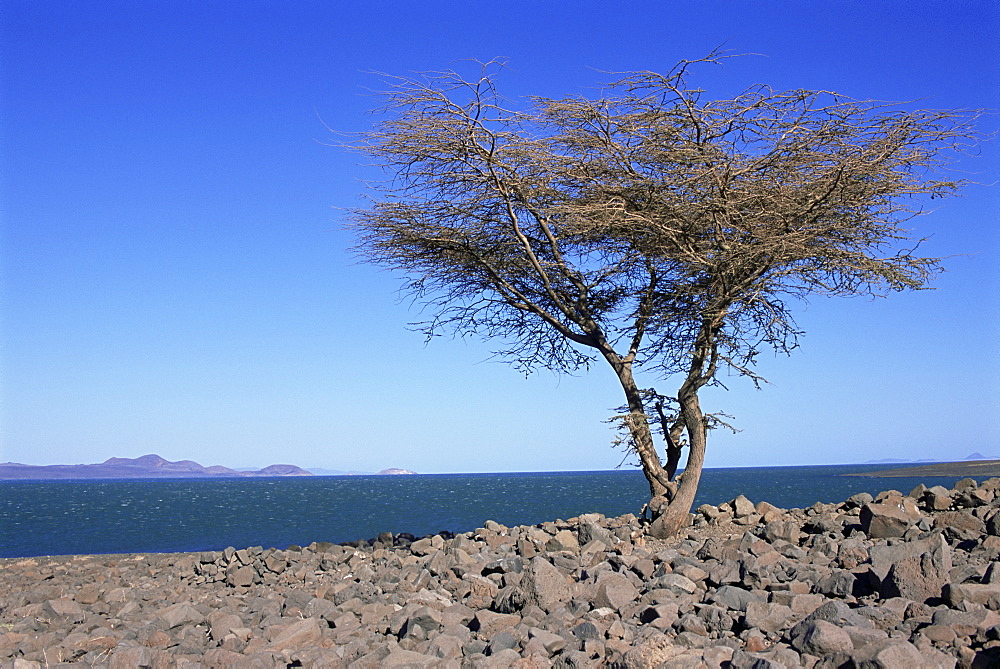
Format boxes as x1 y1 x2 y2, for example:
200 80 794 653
816 570 856 598
380 648 439 666
847 639 941 668
263 618 323 651
620 632 686 668
789 619 853 655
799 600 873 629
731 495 756 518
483 556 523 575
880 533 952 602
547 529 579 551
762 520 801 544
225 564 256 587
108 646 155 668
578 515 615 546
408 537 436 556
934 510 987 541
399 606 442 638
843 625 889 649
528 627 567 655
158 602 205 629
955 477 978 491
931 607 1000 636
845 492 875 509
707 585 766 612
860 498 922 538
521 556 572 612
594 570 639 612
42 599 86 624
743 601 794 635
470 610 521 638
486 630 519 654
943 582 1000 607
652 573 698 596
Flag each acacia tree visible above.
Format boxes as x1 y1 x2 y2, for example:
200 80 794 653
350 55 979 537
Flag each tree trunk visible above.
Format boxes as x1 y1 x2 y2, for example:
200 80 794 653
630 409 669 499
602 352 671 499
648 390 707 538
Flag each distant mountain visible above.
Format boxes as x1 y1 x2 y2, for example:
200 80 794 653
0 454 313 480
377 468 418 475
965 452 999 461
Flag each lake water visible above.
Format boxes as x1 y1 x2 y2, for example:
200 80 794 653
0 465 983 558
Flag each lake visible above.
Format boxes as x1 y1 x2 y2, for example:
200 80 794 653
0 464 981 558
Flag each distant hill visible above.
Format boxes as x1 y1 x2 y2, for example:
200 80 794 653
0 454 314 480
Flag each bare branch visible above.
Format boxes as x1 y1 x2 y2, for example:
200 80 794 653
348 56 984 519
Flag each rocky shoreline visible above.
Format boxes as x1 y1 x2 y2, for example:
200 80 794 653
3 479 1000 667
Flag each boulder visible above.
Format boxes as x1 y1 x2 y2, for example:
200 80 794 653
594 570 639 612
943 582 1000 607
743 601 794 635
844 492 875 509
653 573 698 596
730 495 756 518
707 585 766 612
263 618 323 651
380 648 440 667
546 529 579 551
933 510 986 541
470 610 521 638
527 627 567 655
207 612 243 641
157 603 205 629
620 632 688 669
798 600 873 629
486 630 519 655
879 533 952 602
815 570 856 598
847 638 944 668
789 619 853 655
578 515 615 546
931 607 1000 636
762 519 801 544
860 498 922 538
225 564 256 587
520 556 572 612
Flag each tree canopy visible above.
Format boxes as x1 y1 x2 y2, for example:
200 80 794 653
350 54 981 536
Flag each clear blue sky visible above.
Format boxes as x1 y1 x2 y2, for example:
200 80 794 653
2 1 997 473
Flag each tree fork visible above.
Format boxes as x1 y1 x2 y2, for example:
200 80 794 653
649 392 708 538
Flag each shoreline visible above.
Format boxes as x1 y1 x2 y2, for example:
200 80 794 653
4 477 1000 666
844 459 1000 478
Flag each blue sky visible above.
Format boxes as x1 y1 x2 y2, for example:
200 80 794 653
2 1 997 473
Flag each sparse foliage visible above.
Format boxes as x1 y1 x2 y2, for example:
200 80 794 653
350 53 981 536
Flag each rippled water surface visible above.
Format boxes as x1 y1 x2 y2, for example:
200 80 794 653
0 465 979 557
